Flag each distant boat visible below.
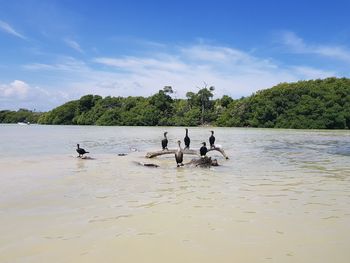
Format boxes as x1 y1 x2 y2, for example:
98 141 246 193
17 121 30 125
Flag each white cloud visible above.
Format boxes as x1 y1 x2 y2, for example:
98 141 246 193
281 31 305 51
0 80 68 110
181 45 253 64
64 38 84 53
23 56 88 71
291 66 336 79
20 43 338 110
92 44 333 97
0 80 30 99
315 46 350 62
281 31 350 63
94 56 188 72
0 20 26 39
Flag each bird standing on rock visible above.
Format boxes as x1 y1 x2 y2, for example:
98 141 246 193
184 128 190 149
76 144 89 158
209 130 215 148
161 132 168 150
200 142 208 157
175 140 184 167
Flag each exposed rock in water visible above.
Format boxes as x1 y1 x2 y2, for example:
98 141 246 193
186 156 219 167
134 161 159 168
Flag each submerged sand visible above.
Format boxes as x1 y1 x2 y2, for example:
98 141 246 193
0 125 349 262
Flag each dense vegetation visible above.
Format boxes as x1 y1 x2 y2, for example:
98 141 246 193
0 109 43 124
2 78 350 129
217 77 350 129
37 85 218 126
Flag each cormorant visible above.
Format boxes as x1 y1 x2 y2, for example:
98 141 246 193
161 132 168 150
209 130 215 148
76 144 89 158
184 128 190 149
175 140 184 167
200 142 208 157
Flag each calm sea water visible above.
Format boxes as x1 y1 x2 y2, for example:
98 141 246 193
0 124 349 262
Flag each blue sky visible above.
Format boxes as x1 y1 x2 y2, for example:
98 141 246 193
1 0 350 110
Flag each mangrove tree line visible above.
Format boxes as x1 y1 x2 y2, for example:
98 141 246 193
1 78 350 129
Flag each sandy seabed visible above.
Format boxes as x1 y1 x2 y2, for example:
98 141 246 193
0 125 349 262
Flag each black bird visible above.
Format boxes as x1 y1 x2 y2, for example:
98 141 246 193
209 130 215 148
161 132 168 150
200 142 208 157
76 144 89 158
175 140 184 167
184 128 190 149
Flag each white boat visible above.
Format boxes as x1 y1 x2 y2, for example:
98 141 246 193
17 122 30 125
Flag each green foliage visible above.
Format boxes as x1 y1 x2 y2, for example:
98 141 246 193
95 108 122 126
0 109 42 123
216 77 350 129
4 78 349 129
38 101 78 125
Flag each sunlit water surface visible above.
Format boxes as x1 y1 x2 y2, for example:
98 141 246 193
0 124 349 262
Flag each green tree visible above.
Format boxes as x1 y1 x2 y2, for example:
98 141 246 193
197 84 215 125
26 77 350 129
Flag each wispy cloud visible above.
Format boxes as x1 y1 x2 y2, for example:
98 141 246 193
291 66 335 79
281 31 350 63
181 45 252 64
64 38 84 53
23 57 88 72
94 56 188 72
19 42 338 110
0 20 26 39
109 36 167 49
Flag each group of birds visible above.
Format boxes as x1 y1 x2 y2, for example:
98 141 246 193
162 129 216 167
76 129 217 168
